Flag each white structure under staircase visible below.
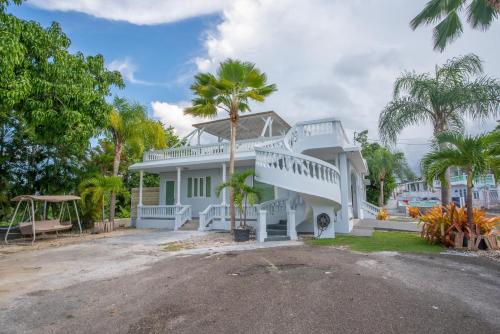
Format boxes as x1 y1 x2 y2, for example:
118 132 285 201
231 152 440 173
130 111 368 241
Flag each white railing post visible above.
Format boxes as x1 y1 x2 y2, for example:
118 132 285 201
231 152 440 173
199 213 206 231
257 210 267 242
174 212 181 231
287 209 297 240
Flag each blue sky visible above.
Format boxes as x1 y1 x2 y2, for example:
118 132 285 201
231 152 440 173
8 3 218 110
7 0 500 171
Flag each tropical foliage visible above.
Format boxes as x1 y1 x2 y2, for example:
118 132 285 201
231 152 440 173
79 175 128 228
376 208 390 220
379 54 500 204
421 131 500 227
185 59 276 231
106 97 168 224
355 130 414 206
408 206 421 219
419 203 499 247
0 0 123 219
411 0 500 51
216 170 261 228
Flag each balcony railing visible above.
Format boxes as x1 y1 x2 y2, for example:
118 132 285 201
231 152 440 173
143 136 285 162
433 174 495 188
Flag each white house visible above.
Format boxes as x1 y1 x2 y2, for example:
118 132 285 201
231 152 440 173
129 111 370 242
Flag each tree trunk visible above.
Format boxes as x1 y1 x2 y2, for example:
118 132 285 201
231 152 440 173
466 170 474 232
109 142 122 226
434 121 450 205
229 116 238 232
378 179 384 207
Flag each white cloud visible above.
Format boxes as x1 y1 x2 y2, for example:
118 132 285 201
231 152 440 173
28 0 229 25
194 0 500 172
151 101 195 137
108 57 156 85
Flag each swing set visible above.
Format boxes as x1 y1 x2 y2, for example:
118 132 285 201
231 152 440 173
4 195 82 244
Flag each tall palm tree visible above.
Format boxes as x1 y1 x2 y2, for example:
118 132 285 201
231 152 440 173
379 54 500 204
421 131 500 227
411 0 499 51
107 97 167 226
79 175 128 231
185 59 276 231
366 147 409 207
216 170 261 228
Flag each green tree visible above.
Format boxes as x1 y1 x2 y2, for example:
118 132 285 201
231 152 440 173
355 130 414 206
411 0 500 51
379 54 500 204
185 59 276 231
421 131 500 227
79 175 127 229
216 170 261 228
106 97 167 224
0 0 123 199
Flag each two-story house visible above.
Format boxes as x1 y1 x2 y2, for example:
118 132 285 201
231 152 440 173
129 111 369 241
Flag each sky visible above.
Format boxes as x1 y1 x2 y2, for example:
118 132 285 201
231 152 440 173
7 0 500 173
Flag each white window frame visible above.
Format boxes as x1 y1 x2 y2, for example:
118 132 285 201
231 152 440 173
187 176 211 198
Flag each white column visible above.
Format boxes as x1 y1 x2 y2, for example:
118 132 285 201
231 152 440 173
138 170 144 221
287 209 297 240
176 167 181 205
221 163 227 205
338 152 351 233
257 210 267 242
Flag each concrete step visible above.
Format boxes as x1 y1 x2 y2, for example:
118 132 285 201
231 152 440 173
266 223 287 230
179 220 199 231
267 229 287 236
264 235 291 242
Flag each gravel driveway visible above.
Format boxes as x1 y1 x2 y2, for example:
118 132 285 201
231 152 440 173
1 235 499 333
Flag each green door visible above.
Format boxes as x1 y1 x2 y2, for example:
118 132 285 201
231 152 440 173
165 181 175 205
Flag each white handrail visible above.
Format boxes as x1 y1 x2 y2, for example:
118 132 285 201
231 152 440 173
141 205 180 218
175 205 192 230
361 201 380 215
255 148 341 185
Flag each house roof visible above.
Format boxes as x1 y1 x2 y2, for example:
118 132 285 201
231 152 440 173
192 111 291 140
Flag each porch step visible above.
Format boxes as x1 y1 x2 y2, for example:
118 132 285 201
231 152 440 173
265 235 291 242
266 223 287 230
179 220 198 231
267 229 287 236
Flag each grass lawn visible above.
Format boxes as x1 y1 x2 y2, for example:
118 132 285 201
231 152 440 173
309 231 444 253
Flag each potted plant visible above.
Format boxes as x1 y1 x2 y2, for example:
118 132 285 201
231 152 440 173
216 170 261 242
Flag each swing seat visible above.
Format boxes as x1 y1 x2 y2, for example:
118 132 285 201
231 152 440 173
19 220 73 235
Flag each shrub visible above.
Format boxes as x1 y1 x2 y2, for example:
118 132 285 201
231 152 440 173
408 206 421 218
376 208 389 220
419 203 498 247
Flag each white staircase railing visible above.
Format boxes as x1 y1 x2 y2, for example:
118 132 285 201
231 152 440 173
174 205 192 230
256 149 340 184
361 201 380 218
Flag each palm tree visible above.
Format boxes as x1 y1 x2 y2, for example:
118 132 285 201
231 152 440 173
107 97 166 226
79 175 128 231
379 54 500 204
216 170 261 228
366 147 409 207
411 0 499 51
185 59 276 232
421 131 500 228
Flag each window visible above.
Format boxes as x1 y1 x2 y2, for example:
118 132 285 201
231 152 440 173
187 176 211 198
473 191 479 200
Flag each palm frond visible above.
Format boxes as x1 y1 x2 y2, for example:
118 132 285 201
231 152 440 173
433 10 464 51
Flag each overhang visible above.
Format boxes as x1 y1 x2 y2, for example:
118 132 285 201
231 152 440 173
192 111 290 140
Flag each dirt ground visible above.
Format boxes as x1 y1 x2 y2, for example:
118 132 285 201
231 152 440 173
0 228 499 333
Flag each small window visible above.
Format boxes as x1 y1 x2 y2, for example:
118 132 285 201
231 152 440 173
187 176 211 198
187 178 192 198
206 176 211 197
473 191 479 199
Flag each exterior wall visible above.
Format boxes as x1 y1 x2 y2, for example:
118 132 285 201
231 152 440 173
158 166 254 217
